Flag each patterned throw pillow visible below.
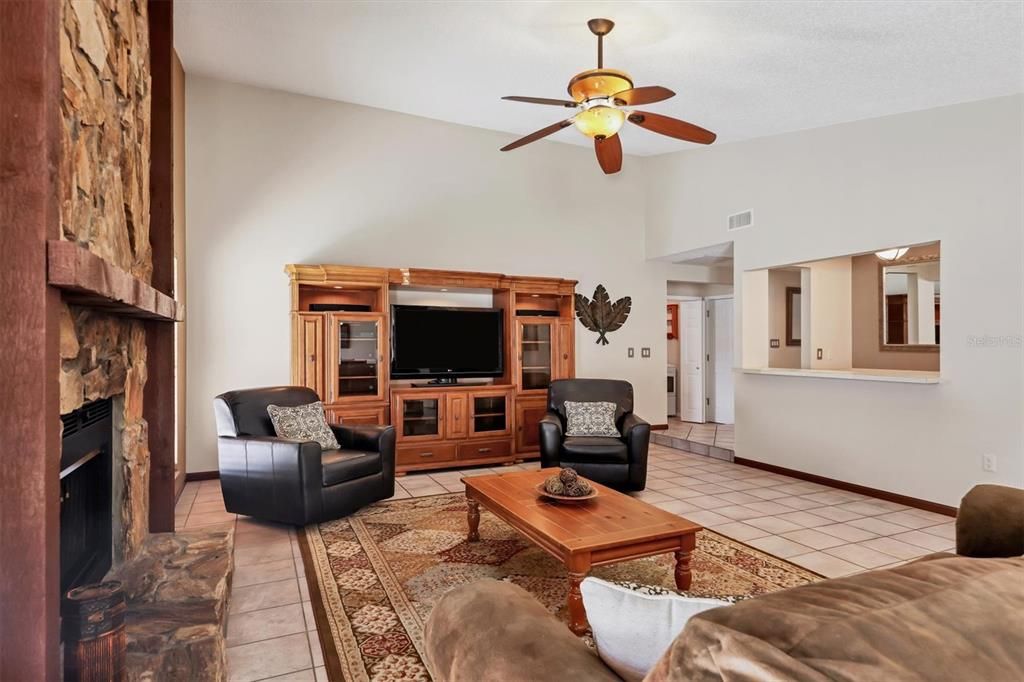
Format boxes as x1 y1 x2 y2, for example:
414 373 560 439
564 400 620 437
266 401 340 450
609 580 751 604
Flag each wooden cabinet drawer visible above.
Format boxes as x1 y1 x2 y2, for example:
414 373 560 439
325 405 388 426
457 439 512 461
397 443 457 467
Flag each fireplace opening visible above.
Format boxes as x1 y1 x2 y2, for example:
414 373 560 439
60 398 114 613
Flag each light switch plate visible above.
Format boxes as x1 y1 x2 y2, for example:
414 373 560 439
770 339 780 348
816 348 823 360
641 347 651 358
627 347 635 358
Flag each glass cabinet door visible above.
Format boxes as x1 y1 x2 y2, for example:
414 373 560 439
331 315 383 401
472 394 508 435
519 321 553 391
400 398 441 439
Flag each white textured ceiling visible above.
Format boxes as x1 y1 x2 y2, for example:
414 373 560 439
175 1 1023 156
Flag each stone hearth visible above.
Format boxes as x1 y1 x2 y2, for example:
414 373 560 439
107 529 233 681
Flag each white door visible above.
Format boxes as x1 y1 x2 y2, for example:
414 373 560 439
679 300 705 423
707 298 735 424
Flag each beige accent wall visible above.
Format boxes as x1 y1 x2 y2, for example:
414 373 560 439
768 269 802 368
741 270 769 369
851 244 940 371
808 256 853 369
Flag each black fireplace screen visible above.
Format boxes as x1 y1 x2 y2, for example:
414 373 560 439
59 398 113 605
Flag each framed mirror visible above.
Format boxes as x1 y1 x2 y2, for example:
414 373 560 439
879 254 939 351
785 287 801 346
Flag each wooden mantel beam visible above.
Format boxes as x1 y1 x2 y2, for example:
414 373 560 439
47 240 179 321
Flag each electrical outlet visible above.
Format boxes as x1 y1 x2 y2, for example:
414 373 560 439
627 347 635 358
641 347 651 358
982 454 997 473
816 348 823 360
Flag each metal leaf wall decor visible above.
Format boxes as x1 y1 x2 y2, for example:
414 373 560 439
575 284 631 345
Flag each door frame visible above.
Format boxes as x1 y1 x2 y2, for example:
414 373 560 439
704 295 735 425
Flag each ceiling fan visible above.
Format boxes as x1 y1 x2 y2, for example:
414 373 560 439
500 18 716 174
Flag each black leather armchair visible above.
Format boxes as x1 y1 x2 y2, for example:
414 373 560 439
539 379 650 492
214 386 396 525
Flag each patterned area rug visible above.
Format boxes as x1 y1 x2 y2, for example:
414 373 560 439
297 493 821 682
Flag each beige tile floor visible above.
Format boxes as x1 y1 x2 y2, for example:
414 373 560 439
663 418 735 449
177 443 954 681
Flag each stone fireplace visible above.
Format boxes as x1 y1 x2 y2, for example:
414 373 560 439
60 305 150 563
59 0 153 562
50 5 232 677
0 0 193 677
59 397 116 600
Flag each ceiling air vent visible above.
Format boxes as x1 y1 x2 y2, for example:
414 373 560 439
727 210 753 231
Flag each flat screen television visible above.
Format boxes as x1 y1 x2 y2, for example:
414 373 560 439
390 305 504 381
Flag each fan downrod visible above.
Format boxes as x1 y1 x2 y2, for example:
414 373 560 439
587 18 615 68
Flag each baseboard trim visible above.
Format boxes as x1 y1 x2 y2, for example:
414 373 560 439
185 470 219 482
650 423 669 431
733 457 957 517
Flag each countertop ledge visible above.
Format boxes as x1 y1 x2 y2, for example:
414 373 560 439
741 367 940 384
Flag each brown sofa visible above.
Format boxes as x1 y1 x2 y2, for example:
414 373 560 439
424 484 1024 681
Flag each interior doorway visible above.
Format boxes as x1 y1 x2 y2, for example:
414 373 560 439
677 300 705 422
667 290 735 428
706 298 735 424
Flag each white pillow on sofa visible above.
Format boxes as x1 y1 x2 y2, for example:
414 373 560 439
580 577 734 682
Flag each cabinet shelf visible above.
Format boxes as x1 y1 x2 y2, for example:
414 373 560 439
473 412 505 418
338 375 378 380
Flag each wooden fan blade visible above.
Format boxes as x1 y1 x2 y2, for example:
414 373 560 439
500 119 575 152
594 134 622 174
611 86 675 107
628 111 716 144
502 96 579 109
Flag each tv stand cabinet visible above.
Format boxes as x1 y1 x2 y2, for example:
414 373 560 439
392 384 515 472
285 264 577 474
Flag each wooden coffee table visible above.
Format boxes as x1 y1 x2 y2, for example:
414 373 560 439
462 468 702 635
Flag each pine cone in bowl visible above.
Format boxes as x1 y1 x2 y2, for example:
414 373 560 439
544 476 566 495
565 480 594 497
559 468 579 486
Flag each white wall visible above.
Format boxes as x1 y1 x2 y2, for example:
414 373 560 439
389 289 493 309
186 76 684 472
644 95 1024 506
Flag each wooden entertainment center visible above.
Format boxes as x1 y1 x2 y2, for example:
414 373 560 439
286 264 577 473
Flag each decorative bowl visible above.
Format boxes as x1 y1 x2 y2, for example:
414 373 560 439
535 481 599 504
